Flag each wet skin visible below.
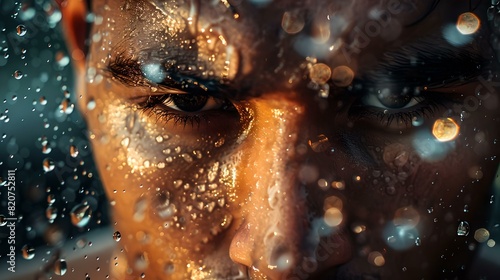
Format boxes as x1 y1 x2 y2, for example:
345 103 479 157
63 0 500 279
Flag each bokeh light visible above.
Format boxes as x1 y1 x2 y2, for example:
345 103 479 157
331 66 354 87
368 251 385 267
309 63 332 85
432 118 460 142
324 207 343 227
281 11 305 34
456 12 480 35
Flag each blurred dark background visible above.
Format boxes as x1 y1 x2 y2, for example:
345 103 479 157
0 0 109 268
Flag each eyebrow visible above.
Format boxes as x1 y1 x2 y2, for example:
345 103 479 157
108 28 487 101
104 53 240 99
361 36 487 90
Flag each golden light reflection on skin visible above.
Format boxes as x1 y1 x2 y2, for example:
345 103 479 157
57 0 500 279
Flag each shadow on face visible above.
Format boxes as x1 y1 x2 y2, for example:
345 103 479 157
52 0 500 279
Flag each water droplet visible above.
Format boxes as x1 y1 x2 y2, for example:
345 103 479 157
207 201 216 213
164 262 175 274
76 238 87 248
86 99 96 110
125 113 137 133
173 180 183 188
308 134 330 152
181 153 193 163
207 162 219 182
113 231 121 242
47 194 56 205
53 259 67 276
43 158 55 172
121 137 130 148
273 250 294 271
383 143 409 167
16 25 27 36
59 98 74 114
46 206 58 221
155 135 164 143
42 143 52 154
214 138 225 147
70 145 79 158
13 70 23 79
197 184 206 192
412 116 424 126
217 197 226 208
21 244 35 260
386 235 396 243
134 198 147 222
193 150 203 159
70 203 92 228
457 221 470 236
415 237 421 246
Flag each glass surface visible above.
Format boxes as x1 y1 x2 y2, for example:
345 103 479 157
0 1 500 279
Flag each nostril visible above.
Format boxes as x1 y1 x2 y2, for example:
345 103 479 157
236 264 249 279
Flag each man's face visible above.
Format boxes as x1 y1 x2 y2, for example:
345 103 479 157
77 0 499 279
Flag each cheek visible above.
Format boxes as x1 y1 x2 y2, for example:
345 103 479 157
84 92 250 256
336 122 495 245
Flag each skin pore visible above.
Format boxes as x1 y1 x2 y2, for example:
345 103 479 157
59 0 500 279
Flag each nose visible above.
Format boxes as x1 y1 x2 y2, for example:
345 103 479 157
228 94 350 279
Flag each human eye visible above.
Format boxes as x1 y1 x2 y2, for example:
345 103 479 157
348 84 448 129
104 54 240 128
135 93 237 127
345 44 485 131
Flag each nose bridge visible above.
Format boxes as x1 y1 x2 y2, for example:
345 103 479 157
230 94 311 277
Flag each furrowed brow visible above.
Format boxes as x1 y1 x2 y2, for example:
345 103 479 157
364 36 487 89
104 52 240 100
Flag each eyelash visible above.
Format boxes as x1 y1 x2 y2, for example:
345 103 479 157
106 56 238 127
107 56 456 129
134 95 236 127
348 94 449 127
134 95 205 127
135 93 449 129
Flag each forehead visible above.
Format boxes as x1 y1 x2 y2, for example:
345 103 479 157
91 0 481 87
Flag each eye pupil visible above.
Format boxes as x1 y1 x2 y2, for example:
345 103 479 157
377 89 412 109
172 95 208 112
